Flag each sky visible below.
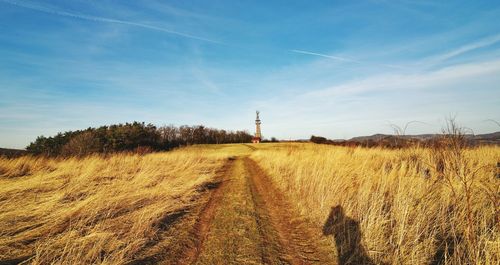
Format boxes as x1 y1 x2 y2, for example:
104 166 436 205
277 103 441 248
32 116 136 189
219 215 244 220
1 0 500 148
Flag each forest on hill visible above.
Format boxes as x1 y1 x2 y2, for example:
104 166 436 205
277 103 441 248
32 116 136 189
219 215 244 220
26 122 253 156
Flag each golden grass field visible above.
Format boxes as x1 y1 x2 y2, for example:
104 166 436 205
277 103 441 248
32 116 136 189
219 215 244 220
0 147 232 264
0 143 498 264
252 143 500 264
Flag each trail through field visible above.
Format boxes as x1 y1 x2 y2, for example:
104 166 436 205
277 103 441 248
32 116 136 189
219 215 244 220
178 156 337 265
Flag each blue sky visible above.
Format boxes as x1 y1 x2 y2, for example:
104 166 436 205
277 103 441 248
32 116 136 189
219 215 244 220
1 0 499 148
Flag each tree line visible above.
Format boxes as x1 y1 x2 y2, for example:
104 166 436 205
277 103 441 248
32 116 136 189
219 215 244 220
26 122 253 156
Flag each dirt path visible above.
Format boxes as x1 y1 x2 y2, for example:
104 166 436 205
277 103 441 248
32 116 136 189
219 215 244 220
245 157 337 264
175 156 337 265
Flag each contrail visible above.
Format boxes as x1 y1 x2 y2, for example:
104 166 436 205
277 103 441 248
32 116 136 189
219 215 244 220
431 34 500 63
1 0 221 44
290 49 404 69
290 49 360 63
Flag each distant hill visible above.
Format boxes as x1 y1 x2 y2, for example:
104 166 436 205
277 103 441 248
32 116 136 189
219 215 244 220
470 132 500 145
349 132 500 145
350 133 436 142
0 148 27 158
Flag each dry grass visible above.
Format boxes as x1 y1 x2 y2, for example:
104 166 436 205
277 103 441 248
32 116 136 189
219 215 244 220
0 148 230 264
1 142 498 264
252 143 499 264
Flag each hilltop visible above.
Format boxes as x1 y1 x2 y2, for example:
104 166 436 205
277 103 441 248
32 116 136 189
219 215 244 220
0 143 498 264
0 148 27 158
349 131 500 145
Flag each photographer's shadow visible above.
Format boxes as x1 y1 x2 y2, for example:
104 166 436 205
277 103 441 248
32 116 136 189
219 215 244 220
323 206 375 265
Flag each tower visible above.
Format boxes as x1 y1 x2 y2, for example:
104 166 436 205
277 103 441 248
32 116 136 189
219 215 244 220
252 111 262 143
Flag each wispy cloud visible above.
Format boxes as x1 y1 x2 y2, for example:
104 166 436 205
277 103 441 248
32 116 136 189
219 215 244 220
143 0 216 21
290 49 404 69
304 59 500 98
250 58 500 139
1 0 499 146
290 49 359 63
0 0 220 43
426 34 500 64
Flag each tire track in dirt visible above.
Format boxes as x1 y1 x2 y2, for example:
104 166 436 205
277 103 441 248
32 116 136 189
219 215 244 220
189 157 268 264
175 158 235 265
128 158 234 265
172 155 337 264
245 157 337 265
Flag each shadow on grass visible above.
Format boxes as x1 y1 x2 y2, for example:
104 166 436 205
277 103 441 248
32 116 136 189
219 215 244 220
323 205 375 265
0 255 33 265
